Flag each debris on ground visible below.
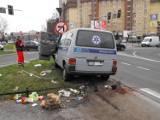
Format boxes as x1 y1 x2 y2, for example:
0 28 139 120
116 86 127 95
58 89 71 97
34 64 42 67
69 88 80 94
40 93 61 109
13 94 21 100
51 79 58 84
40 70 52 76
0 73 2 77
17 71 23 74
77 96 83 101
29 92 39 102
32 103 38 107
13 86 19 91
104 85 112 89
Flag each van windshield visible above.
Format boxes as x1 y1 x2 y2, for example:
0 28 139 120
143 39 150 42
76 30 115 49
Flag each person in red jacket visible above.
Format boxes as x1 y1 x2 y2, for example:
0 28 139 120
15 36 25 68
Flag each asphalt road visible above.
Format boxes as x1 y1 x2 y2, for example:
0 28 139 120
111 46 160 102
0 51 39 68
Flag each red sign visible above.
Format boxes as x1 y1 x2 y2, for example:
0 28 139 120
54 21 68 34
102 21 107 30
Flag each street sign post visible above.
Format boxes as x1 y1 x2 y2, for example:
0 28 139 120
54 21 68 34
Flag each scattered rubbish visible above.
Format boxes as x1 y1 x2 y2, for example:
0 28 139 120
69 88 80 94
13 86 19 91
0 73 2 77
13 94 21 100
41 70 52 74
30 73 33 76
38 96 44 101
34 64 42 67
29 92 39 102
40 93 61 109
17 71 23 74
32 103 38 107
77 96 83 101
51 80 58 84
79 85 85 90
40 70 52 76
104 85 112 89
16 97 34 104
111 85 117 90
40 72 46 76
116 86 127 95
58 89 71 97
23 70 41 79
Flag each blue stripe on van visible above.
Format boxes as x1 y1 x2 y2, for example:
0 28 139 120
58 46 69 51
74 47 116 55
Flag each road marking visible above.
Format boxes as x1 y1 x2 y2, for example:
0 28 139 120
121 62 131 66
137 66 150 70
140 88 160 99
118 52 160 63
133 51 137 56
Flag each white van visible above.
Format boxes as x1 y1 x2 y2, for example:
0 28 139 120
141 36 160 47
53 28 117 81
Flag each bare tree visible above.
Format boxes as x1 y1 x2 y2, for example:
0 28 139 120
41 25 47 32
0 16 8 32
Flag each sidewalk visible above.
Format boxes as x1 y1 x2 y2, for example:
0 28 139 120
0 86 160 120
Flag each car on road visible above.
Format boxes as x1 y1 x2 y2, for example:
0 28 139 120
24 40 40 51
116 40 126 51
116 43 126 51
0 43 4 50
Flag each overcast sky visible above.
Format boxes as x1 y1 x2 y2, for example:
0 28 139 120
0 0 59 33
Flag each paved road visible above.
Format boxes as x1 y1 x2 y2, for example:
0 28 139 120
111 46 160 102
0 52 39 68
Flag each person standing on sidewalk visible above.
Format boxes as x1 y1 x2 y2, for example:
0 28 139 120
15 36 25 68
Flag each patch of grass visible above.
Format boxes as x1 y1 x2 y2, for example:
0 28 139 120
0 58 71 100
0 51 15 55
4 43 14 49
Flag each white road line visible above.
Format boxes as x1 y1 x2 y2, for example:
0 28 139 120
140 88 160 99
121 62 131 66
118 52 160 63
133 51 136 56
137 66 150 71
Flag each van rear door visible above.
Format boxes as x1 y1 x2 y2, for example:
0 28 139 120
39 32 57 60
73 30 117 72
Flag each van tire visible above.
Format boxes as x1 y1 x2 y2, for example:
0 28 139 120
63 65 70 82
54 62 59 68
101 75 110 80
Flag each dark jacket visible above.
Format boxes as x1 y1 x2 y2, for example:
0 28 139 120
15 40 24 51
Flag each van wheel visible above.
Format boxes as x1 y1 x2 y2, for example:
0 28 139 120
54 62 59 68
63 65 70 82
101 75 110 80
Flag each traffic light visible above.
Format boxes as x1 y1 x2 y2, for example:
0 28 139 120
8 5 14 15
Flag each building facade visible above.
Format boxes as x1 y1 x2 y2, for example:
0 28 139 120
61 0 160 36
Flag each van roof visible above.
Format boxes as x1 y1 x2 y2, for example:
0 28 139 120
70 28 113 34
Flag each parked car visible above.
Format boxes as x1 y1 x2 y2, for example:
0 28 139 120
0 43 4 50
24 40 40 51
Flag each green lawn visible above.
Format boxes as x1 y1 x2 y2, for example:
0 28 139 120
4 43 15 49
0 50 15 55
0 59 71 99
